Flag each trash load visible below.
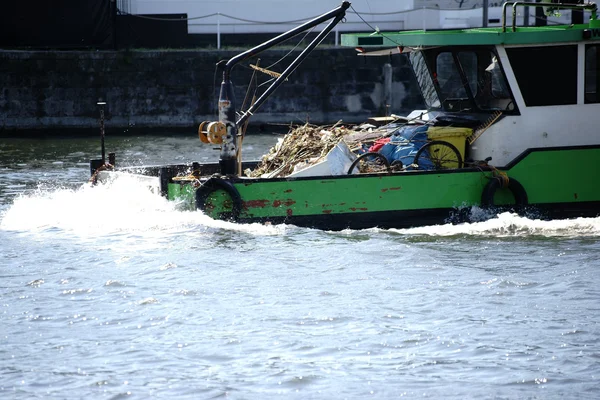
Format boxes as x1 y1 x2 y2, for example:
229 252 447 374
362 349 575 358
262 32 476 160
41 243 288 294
245 122 363 178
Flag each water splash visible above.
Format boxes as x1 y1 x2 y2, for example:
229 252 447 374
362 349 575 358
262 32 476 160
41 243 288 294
393 211 600 237
2 175 598 239
0 174 284 237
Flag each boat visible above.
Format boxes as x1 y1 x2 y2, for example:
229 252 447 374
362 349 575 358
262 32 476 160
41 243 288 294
90 1 600 231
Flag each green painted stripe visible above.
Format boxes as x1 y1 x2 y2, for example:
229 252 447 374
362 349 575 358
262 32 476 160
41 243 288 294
341 24 600 48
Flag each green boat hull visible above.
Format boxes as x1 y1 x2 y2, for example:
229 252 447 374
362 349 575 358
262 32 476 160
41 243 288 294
167 146 600 230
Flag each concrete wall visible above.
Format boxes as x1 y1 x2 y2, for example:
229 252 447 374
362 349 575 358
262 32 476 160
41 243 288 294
0 48 424 133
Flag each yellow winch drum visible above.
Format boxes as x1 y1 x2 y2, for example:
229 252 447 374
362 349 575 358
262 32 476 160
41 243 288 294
198 121 227 144
198 121 209 143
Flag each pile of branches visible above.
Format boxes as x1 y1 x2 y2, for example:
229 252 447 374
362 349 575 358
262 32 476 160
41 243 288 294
245 122 360 178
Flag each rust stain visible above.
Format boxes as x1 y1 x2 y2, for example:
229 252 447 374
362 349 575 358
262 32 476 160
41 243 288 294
574 193 578 200
381 187 402 193
273 199 296 208
286 208 293 216
349 207 368 212
283 189 293 193
244 199 270 208
322 210 333 214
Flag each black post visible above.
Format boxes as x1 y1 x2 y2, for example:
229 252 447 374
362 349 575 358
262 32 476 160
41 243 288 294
572 0 584 25
217 79 237 175
97 101 106 164
159 167 172 197
483 0 489 27
535 0 547 27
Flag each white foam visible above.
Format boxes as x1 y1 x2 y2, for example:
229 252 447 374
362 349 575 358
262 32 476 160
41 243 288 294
0 174 285 237
2 175 598 238
392 211 600 237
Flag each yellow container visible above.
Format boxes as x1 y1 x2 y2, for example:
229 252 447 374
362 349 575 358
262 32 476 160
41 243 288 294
426 127 473 163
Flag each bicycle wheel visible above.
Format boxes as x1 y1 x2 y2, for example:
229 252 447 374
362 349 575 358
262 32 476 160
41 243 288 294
413 140 463 170
347 152 391 174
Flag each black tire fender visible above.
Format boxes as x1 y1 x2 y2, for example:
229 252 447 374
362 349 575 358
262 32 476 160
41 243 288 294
195 177 242 220
481 176 528 207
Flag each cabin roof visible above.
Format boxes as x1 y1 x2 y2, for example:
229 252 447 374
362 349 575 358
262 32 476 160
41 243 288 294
341 24 600 48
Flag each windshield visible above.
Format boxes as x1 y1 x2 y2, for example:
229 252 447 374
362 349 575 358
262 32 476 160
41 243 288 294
409 47 515 113
409 51 441 109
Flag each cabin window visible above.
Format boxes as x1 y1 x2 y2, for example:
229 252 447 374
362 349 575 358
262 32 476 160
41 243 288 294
409 51 441 109
436 52 469 99
435 51 480 98
506 45 577 106
409 47 516 113
488 56 511 99
585 45 600 103
457 52 478 96
435 49 514 111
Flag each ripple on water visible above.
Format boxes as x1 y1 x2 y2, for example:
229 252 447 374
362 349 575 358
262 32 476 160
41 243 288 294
1 139 600 399
138 297 159 305
104 280 126 287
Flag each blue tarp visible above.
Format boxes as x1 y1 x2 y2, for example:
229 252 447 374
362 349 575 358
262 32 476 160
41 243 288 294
378 125 434 169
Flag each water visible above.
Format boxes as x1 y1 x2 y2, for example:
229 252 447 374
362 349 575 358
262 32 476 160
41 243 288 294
1 133 600 399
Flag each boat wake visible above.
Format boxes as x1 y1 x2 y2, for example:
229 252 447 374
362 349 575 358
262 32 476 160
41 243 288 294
2 175 598 239
391 210 600 238
0 175 285 237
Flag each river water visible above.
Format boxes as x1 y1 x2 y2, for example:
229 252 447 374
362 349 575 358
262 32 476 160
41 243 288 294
1 133 599 399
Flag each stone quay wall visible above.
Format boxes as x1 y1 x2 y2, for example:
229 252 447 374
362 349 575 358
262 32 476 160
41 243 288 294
0 48 424 134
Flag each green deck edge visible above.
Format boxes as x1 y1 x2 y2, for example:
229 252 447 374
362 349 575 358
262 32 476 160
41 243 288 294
341 24 600 48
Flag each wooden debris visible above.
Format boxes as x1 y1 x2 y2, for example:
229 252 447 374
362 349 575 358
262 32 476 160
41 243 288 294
243 116 414 177
245 122 364 178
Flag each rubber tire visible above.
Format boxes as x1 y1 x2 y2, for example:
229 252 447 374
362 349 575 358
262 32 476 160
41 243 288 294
413 140 463 170
481 176 528 207
347 152 391 174
195 177 242 221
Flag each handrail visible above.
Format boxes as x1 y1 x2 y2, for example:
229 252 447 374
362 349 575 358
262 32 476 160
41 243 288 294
501 1 598 32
